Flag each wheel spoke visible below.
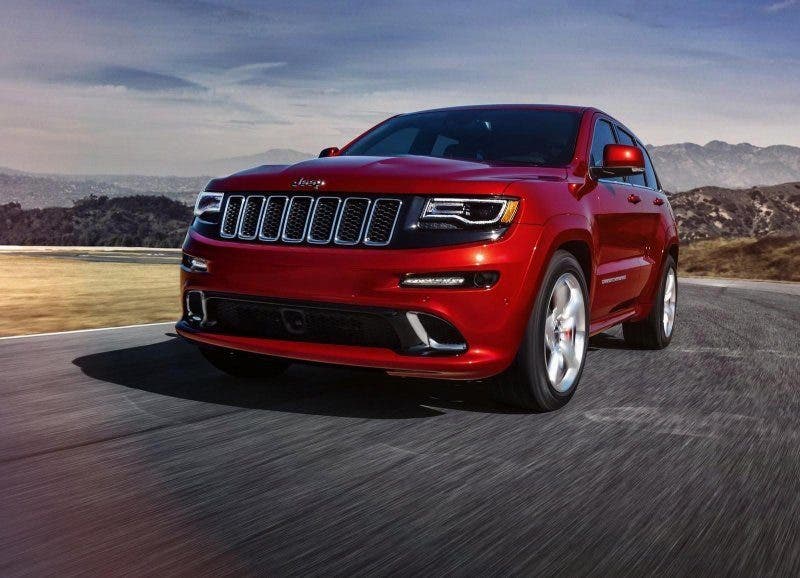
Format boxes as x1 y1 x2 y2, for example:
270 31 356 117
664 270 676 303
547 349 564 384
562 293 582 321
553 281 569 313
560 340 576 370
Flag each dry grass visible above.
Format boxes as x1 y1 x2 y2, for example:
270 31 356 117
680 236 800 282
1 237 796 338
0 254 180 337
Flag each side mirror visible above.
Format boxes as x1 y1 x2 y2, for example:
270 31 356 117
589 144 645 179
319 147 340 158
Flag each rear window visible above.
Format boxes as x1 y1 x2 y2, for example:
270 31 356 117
342 109 581 167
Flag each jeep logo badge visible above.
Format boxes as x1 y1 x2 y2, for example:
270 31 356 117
291 177 326 190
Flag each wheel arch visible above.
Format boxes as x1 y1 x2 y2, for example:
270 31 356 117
668 242 679 267
521 214 595 317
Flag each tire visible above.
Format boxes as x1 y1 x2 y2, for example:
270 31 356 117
490 250 589 411
200 346 290 379
622 255 677 349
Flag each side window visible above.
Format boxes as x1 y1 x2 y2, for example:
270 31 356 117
590 120 616 167
590 119 624 182
639 143 660 190
615 127 646 187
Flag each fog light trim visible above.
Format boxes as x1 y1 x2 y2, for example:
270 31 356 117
400 271 499 289
182 253 209 272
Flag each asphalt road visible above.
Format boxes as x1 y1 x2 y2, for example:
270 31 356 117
2 282 800 576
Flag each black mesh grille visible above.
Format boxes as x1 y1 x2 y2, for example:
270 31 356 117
217 194 401 246
283 197 313 241
260 196 287 240
220 196 243 237
205 298 401 350
238 196 264 239
335 199 370 244
365 200 402 245
307 198 340 242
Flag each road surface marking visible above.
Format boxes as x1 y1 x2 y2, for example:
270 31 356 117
0 321 175 341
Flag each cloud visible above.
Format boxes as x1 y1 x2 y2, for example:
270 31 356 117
765 0 797 12
69 66 205 92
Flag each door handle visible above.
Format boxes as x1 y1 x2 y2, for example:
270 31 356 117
653 197 665 206
627 193 641 204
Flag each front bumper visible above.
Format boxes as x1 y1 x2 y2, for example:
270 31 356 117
177 224 546 379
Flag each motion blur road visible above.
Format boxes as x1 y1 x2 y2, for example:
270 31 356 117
2 281 799 575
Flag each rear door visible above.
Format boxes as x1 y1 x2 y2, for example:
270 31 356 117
587 118 653 318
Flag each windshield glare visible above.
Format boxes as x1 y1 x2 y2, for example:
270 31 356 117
342 109 581 167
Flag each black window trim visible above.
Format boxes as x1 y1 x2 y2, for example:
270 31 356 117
590 116 628 186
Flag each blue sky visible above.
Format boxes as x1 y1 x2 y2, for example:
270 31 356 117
1 0 798 174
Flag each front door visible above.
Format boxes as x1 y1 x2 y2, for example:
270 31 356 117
586 118 654 319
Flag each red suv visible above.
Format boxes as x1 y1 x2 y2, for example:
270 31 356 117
178 105 678 411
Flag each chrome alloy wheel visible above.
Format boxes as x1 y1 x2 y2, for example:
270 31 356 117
663 268 677 337
543 272 587 393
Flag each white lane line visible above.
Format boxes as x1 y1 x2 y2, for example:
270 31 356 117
0 321 175 341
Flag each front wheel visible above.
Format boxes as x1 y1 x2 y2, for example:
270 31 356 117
490 250 589 411
622 255 677 349
200 346 291 379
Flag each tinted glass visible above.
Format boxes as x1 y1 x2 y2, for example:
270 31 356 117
342 109 581 166
616 128 646 186
640 144 659 190
590 120 623 181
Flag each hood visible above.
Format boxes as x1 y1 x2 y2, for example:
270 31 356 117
207 155 567 195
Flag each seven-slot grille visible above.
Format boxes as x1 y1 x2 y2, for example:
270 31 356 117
219 194 402 246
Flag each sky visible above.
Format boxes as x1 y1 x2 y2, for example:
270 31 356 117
1 0 799 175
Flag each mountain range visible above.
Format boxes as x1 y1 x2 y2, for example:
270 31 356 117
2 141 800 211
647 141 800 192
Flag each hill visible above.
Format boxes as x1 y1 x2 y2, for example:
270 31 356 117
196 148 313 177
669 182 800 242
0 195 191 247
0 172 204 209
648 141 800 192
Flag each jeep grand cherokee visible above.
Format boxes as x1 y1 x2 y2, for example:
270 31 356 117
177 105 678 411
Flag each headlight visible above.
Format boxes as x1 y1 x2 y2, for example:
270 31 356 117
193 192 224 217
419 197 519 228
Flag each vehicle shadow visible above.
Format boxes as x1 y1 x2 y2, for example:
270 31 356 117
588 326 636 351
73 336 529 419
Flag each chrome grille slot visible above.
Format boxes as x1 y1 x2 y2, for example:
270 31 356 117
220 195 244 238
282 196 313 242
307 197 341 244
217 194 402 246
237 196 264 240
335 198 371 245
364 199 402 246
259 196 288 241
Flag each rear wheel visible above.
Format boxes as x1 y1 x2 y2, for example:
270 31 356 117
200 346 290 379
622 255 677 349
490 250 589 411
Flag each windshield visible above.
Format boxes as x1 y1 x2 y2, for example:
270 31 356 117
342 108 581 166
